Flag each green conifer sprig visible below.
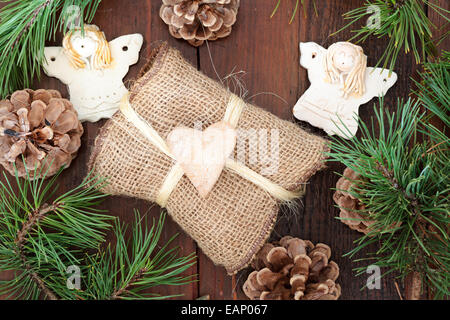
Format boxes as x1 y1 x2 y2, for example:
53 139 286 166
328 48 449 299
332 0 450 72
0 164 196 300
85 213 196 300
413 51 450 129
327 92 449 298
271 0 317 24
0 164 111 299
0 0 102 98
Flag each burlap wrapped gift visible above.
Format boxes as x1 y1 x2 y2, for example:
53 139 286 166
88 42 328 274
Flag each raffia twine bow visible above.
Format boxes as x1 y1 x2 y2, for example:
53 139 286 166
119 94 304 208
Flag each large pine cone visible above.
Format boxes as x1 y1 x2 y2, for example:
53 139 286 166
243 237 341 300
333 167 374 234
160 0 240 47
0 89 83 179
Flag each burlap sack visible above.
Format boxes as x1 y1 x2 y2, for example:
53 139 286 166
89 42 328 274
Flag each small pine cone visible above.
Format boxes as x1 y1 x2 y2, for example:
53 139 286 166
243 237 341 300
0 89 83 179
333 167 375 234
160 0 240 47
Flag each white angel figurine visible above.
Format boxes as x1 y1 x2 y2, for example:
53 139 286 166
293 42 398 139
43 25 143 122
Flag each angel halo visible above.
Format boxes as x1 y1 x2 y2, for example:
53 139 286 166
43 25 143 122
293 42 398 139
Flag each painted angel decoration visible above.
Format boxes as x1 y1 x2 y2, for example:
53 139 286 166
43 25 143 122
293 42 397 139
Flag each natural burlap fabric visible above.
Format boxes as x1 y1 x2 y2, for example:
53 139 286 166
88 42 328 274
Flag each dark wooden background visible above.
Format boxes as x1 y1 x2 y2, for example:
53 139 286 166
0 0 448 300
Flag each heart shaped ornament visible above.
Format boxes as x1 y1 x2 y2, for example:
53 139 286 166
167 121 237 198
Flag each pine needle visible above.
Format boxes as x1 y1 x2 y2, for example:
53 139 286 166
0 163 196 300
326 93 449 299
271 0 318 23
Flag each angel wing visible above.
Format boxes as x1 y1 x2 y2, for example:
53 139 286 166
299 42 327 83
358 67 398 104
109 34 144 78
43 33 143 82
43 46 75 85
293 86 360 137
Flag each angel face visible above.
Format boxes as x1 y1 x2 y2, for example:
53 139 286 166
332 45 359 73
326 42 365 78
69 33 98 58
324 42 367 98
62 25 111 70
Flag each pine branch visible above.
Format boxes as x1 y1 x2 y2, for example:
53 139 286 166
332 0 450 72
374 161 420 214
85 212 197 300
413 51 450 129
0 0 102 98
0 163 197 300
111 267 146 299
0 164 111 299
327 97 450 299
10 0 53 51
15 202 59 300
17 245 59 300
374 159 433 299
15 203 58 249
14 203 60 300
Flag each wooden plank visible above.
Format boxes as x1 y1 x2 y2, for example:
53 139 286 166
429 0 450 54
196 0 417 300
0 0 447 301
427 0 449 135
303 0 405 300
294 0 427 300
197 0 302 300
0 0 199 300
86 0 199 301
426 0 449 299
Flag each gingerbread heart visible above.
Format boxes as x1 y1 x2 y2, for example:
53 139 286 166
167 121 237 198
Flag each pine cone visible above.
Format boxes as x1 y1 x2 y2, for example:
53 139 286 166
160 0 240 47
243 237 341 300
0 89 83 179
333 167 374 234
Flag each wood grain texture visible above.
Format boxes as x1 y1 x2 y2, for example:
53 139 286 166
198 0 403 300
0 0 447 300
